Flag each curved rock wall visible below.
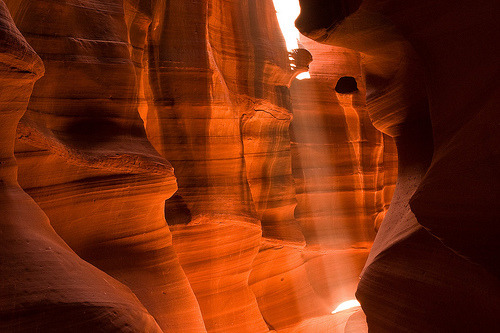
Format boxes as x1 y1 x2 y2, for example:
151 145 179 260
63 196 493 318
7 0 204 331
291 37 396 248
296 0 500 331
248 36 396 331
0 1 162 331
0 0 408 331
140 1 278 331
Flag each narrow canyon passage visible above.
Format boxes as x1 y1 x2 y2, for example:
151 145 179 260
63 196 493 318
0 0 498 332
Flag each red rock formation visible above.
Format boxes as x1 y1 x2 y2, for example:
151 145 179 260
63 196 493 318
296 0 500 331
136 1 382 331
291 38 396 248
139 0 281 331
7 0 205 331
249 36 396 332
0 2 162 331
1 0 409 331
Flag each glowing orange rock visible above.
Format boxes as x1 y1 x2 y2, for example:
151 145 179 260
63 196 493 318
142 0 281 331
249 36 396 332
0 0 408 331
7 0 205 330
0 2 162 331
291 38 396 249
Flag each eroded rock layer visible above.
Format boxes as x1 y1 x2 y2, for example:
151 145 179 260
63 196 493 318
0 2 162 331
248 38 396 332
0 0 418 331
141 0 287 331
291 38 396 249
7 0 205 331
139 0 386 331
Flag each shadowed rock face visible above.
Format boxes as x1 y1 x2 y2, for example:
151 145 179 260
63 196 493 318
296 0 500 331
295 0 362 36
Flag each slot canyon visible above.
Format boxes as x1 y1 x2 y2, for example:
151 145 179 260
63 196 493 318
0 0 498 332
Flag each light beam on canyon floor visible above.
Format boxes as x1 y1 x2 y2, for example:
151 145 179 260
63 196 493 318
332 300 361 314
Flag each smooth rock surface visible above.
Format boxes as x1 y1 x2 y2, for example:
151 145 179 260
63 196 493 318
142 1 286 331
7 0 205 331
0 0 413 331
249 35 395 332
0 2 162 331
296 0 500 331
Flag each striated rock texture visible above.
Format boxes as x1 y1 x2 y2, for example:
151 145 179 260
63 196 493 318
127 0 389 330
7 0 205 331
248 36 396 331
291 37 396 249
139 0 302 331
296 0 500 331
1 0 407 331
0 1 163 332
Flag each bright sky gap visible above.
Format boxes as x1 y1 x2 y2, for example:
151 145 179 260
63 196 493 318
273 0 310 80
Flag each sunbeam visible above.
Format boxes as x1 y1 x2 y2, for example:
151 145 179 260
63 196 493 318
332 300 361 314
273 0 301 51
273 0 310 79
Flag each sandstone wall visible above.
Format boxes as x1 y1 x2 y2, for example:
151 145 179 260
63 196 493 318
6 0 204 330
0 1 163 331
0 0 405 331
248 37 396 331
296 0 500 331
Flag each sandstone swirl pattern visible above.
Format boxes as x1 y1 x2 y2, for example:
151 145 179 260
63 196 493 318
249 36 396 331
0 0 404 332
0 1 163 331
7 0 204 331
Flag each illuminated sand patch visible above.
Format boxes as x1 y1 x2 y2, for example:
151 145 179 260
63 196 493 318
332 300 361 314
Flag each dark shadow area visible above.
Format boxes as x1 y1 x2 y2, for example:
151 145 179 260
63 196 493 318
335 76 358 94
295 0 362 35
